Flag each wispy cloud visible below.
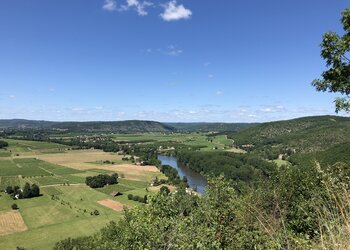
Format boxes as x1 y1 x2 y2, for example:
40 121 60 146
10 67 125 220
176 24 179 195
165 45 183 56
121 0 153 16
216 91 223 96
147 45 183 56
208 74 214 79
102 0 117 11
160 0 192 21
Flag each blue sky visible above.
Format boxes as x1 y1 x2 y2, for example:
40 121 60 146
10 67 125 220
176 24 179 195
0 0 349 122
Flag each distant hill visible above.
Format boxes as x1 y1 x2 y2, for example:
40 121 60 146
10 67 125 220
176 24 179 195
0 119 258 133
53 120 176 133
0 119 176 133
166 122 258 132
0 119 55 129
228 115 350 153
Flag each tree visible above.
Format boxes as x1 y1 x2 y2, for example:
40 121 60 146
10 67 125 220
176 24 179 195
312 9 350 112
30 184 40 197
22 183 31 198
11 203 18 210
160 186 170 196
6 186 14 194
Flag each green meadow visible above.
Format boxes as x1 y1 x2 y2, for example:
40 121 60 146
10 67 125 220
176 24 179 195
4 139 68 156
111 132 234 150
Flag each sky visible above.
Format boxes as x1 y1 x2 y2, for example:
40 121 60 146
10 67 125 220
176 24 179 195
0 0 349 122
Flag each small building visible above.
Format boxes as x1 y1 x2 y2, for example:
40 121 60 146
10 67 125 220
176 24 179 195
110 191 122 197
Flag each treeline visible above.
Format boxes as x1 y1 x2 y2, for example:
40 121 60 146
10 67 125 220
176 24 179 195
159 165 181 184
176 150 275 183
5 183 40 199
127 194 148 204
54 161 350 249
85 174 118 188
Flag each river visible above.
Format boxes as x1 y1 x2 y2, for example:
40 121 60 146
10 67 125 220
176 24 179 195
157 155 207 194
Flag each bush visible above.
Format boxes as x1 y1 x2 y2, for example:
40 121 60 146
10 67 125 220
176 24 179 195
0 140 8 149
160 186 170 195
11 203 18 210
127 194 133 200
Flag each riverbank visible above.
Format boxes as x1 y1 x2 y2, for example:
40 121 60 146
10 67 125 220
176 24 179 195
157 155 207 194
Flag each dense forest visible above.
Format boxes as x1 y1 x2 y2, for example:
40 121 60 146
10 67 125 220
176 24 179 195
176 150 275 183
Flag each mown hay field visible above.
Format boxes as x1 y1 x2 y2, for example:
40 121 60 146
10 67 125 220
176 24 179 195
0 210 27 236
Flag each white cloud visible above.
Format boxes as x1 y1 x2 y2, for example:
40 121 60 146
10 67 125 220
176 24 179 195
160 1 192 21
9 95 16 99
216 91 223 96
121 0 153 16
102 0 117 11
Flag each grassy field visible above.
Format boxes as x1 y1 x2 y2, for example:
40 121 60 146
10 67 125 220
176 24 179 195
110 133 235 151
4 139 68 156
0 139 167 249
0 186 123 249
0 150 11 157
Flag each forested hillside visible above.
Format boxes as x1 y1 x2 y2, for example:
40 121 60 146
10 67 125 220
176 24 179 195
52 120 176 133
167 122 258 132
290 142 350 167
0 119 56 129
0 119 176 133
228 115 350 153
0 119 258 133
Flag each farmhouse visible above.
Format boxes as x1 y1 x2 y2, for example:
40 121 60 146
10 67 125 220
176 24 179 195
110 191 122 197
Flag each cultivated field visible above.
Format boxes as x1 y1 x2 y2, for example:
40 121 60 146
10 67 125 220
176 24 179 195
109 133 234 151
97 199 125 212
0 210 27 236
37 150 161 181
0 139 167 249
4 139 68 156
